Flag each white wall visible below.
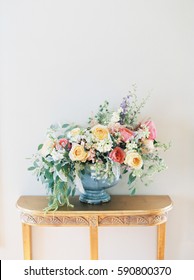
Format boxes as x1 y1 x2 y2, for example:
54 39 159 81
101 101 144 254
0 0 194 259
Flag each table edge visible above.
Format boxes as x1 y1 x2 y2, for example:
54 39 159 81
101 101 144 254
16 195 173 216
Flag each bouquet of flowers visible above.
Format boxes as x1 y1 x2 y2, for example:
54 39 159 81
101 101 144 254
28 89 168 211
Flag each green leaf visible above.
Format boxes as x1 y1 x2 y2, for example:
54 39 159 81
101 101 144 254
45 169 53 179
42 157 53 167
38 144 43 150
122 168 128 174
48 180 54 189
62 124 69 128
28 166 36 171
50 124 59 130
131 188 136 195
63 164 69 173
128 172 136 185
66 187 72 197
58 181 65 190
56 163 62 171
64 125 77 133
81 169 85 175
72 187 76 196
33 161 39 168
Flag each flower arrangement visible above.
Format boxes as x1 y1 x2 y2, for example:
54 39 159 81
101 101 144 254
28 88 168 211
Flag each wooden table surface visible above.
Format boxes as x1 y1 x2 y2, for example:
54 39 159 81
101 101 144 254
17 195 173 215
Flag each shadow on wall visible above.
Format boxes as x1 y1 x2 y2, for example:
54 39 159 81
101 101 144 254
0 146 5 249
166 195 194 260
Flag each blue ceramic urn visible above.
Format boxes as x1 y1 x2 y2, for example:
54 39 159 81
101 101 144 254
79 162 120 204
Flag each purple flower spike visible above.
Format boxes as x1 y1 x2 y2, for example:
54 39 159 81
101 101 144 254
120 95 130 124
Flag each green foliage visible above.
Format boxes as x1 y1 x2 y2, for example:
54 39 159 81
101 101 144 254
28 166 36 171
130 188 136 195
128 172 136 185
38 144 43 150
88 100 112 126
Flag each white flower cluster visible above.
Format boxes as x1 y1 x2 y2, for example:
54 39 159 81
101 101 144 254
94 138 113 153
110 107 123 123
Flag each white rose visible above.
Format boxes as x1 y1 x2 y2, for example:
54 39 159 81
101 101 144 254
40 138 54 157
51 149 64 161
69 127 81 136
68 127 81 142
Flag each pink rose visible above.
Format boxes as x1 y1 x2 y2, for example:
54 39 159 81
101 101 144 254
144 121 157 140
109 147 125 164
87 149 96 163
59 138 71 149
119 127 134 142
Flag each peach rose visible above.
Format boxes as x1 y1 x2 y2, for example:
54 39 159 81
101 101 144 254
86 149 96 163
141 139 155 154
144 121 157 140
69 144 88 162
109 147 125 164
124 152 143 170
119 127 134 142
91 124 109 140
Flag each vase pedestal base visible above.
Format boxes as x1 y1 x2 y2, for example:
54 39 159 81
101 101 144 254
79 190 111 204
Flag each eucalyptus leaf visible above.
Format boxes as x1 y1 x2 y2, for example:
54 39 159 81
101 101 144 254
38 144 43 150
62 124 69 128
66 187 72 197
58 181 65 190
33 161 39 168
45 169 53 179
63 164 69 172
28 166 36 171
56 163 62 171
122 168 128 174
50 124 60 130
131 188 136 195
128 172 136 185
72 187 76 196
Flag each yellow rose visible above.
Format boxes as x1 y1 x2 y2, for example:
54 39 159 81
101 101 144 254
91 124 109 140
124 152 143 170
69 127 81 137
69 144 88 162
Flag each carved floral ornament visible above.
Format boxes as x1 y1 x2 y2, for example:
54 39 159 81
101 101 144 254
20 212 168 227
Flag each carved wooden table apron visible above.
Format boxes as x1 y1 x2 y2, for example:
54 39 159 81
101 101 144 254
16 195 173 260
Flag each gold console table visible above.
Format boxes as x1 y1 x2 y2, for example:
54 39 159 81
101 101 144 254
16 195 173 260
